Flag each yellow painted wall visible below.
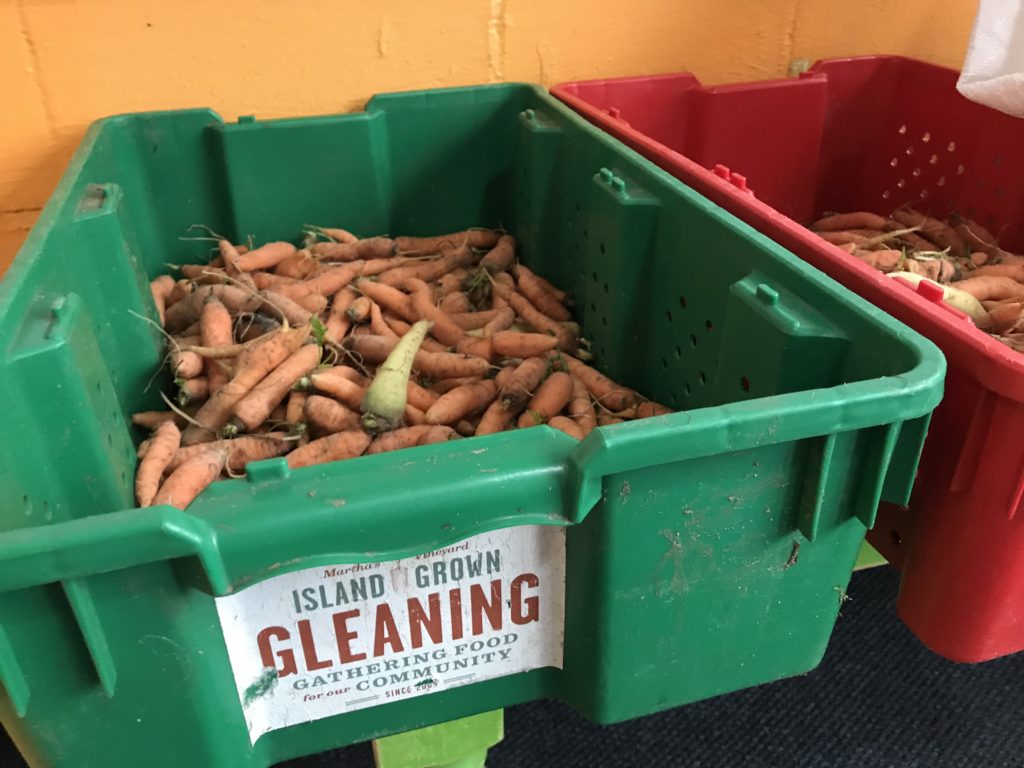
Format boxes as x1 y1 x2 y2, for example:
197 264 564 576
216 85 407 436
1 0 979 271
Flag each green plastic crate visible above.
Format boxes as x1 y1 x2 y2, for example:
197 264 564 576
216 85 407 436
0 83 943 767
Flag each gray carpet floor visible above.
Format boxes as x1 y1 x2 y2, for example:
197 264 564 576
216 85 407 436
5 567 1021 767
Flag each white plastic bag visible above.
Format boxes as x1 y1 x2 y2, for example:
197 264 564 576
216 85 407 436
957 0 1024 117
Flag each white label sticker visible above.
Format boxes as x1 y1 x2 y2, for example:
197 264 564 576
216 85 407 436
215 525 567 744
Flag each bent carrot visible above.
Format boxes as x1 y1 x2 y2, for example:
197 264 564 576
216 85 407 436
890 209 967 256
496 356 548 409
517 371 574 428
311 237 394 261
310 369 366 410
235 241 298 272
395 230 500 253
305 394 361 434
481 306 516 336
548 415 584 440
404 278 466 346
325 287 358 343
565 355 639 412
476 397 516 435
287 429 371 469
152 448 227 510
450 309 504 330
480 234 517 274
345 335 491 379
513 265 571 321
492 331 559 358
567 377 597 437
425 380 498 425
951 276 1024 302
356 279 417 322
853 249 903 273
200 298 234 394
230 343 322 433
811 212 889 232
367 425 436 454
135 421 181 506
167 434 289 473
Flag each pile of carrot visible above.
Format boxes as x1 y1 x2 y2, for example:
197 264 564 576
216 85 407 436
133 227 669 510
811 208 1024 350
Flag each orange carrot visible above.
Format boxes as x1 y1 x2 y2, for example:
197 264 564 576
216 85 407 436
166 434 289 473
966 264 1024 281
325 287 358 342
513 265 571 321
481 307 516 336
304 394 361 434
316 227 359 244
285 390 308 424
548 415 584 440
311 237 395 261
419 425 458 445
152 448 227 510
290 262 362 300
456 336 495 362
951 276 1024 302
517 371 574 428
356 279 417 322
172 349 204 379
436 270 470 298
165 285 260 331
987 302 1024 333
476 398 516 435
479 234 517 274
274 249 320 279
183 325 309 443
853 249 903 273
235 241 298 272
135 421 181 506
369 300 399 339
345 335 491 379
496 356 548 408
287 429 371 469
367 425 436 454
395 230 500 253
200 298 234 394
425 380 497 425
597 412 624 426
167 279 193 307
150 275 175 325
177 376 210 406
403 278 466 345
259 291 312 327
294 292 329 315
405 404 427 425
818 231 870 247
407 380 437 411
891 208 967 256
492 331 559 358
310 369 366 410
347 295 373 322
132 411 181 430
491 279 575 351
565 355 639 411
811 212 889 232
440 291 471 314
450 309 504 330
230 344 322 433
567 377 597 437
634 401 673 418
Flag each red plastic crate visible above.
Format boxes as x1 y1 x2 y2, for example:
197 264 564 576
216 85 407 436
554 56 1024 663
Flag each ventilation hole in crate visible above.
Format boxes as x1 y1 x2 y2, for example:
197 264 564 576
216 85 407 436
591 271 598 282
583 229 589 239
22 495 29 516
967 205 976 216
974 179 983 189
590 302 596 312
669 392 678 406
929 153 938 165
740 376 750 392
897 178 906 189
684 383 691 396
599 243 605 255
898 124 907 135
674 345 682 358
661 357 668 369
705 319 713 332
957 164 965 175
947 141 956 152
890 530 903 547
993 155 1002 166
920 188 929 199
890 157 898 167
937 176 946 187
95 381 101 393
996 186 1004 199
665 310 673 323
689 334 698 348
42 501 51 521
679 295 687 309
633 333 640 343
986 214 996 226
603 282 609 295
882 190 891 200
698 370 707 385
106 434 113 448
905 145 915 156
120 471 127 485
575 202 581 213
912 167 921 177
568 218 574 229
601 316 607 327
921 131 931 143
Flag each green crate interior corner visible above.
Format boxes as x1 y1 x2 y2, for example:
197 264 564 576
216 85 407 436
0 82 943 767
